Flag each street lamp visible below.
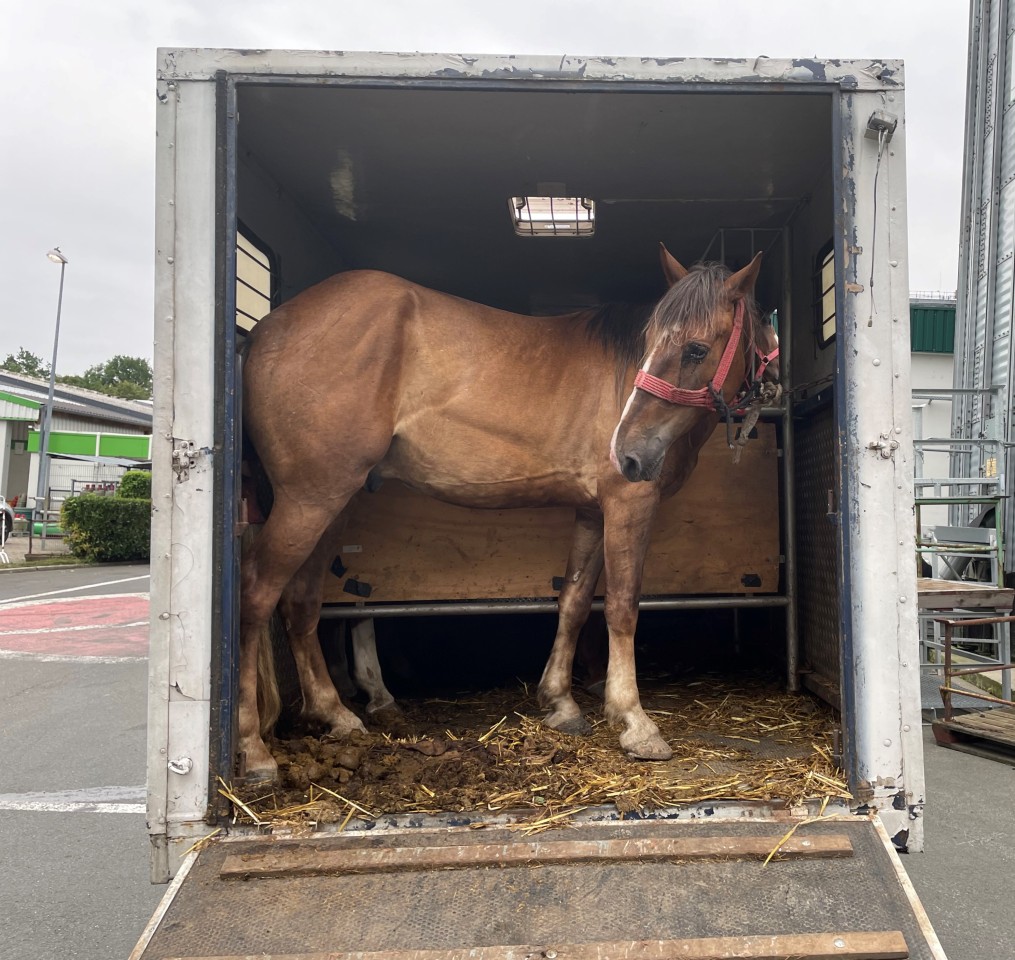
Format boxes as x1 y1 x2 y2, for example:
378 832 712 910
35 247 68 519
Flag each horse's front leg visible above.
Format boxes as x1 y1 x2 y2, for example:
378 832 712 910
602 487 672 761
538 509 604 735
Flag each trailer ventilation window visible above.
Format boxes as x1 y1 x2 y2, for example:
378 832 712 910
510 196 595 237
236 228 277 332
815 241 836 346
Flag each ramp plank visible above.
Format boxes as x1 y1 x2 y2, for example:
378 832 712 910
168 929 910 959
220 834 854 879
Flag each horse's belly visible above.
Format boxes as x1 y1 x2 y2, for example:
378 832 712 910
400 476 594 511
377 447 597 510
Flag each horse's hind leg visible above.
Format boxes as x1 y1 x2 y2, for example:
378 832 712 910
280 521 367 738
239 500 344 780
351 619 399 717
538 510 604 736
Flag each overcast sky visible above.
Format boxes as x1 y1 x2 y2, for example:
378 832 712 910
1 1 970 372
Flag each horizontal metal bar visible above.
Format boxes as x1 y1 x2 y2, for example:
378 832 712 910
915 542 994 550
933 612 1015 629
915 496 1004 506
912 436 1003 444
939 686 1015 709
944 664 1015 678
320 595 789 619
913 477 1000 484
911 388 1003 397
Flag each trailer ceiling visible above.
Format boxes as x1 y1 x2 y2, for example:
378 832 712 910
236 83 832 311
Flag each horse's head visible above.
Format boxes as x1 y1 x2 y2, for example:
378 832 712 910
610 246 763 483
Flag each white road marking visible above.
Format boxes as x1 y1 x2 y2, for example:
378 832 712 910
0 785 146 814
0 620 148 637
0 575 150 605
0 592 149 611
0 800 146 814
0 650 147 664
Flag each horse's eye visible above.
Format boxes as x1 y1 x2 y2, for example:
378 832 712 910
682 342 709 364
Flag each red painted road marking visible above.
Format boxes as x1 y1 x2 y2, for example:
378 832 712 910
0 594 149 659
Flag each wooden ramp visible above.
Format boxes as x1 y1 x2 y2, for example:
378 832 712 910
133 819 943 960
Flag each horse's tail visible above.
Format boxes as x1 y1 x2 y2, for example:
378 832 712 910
241 424 282 738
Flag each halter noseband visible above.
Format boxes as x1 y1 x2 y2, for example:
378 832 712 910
633 299 746 411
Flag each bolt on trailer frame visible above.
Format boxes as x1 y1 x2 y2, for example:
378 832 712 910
149 50 923 881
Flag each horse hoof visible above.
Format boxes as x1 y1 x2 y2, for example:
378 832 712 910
367 699 402 718
584 679 606 700
239 748 278 784
621 734 673 762
544 713 592 737
368 704 404 729
327 715 368 738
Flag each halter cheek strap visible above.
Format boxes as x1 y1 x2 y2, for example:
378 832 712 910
633 299 745 410
754 344 779 382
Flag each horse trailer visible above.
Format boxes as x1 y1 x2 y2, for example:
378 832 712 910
138 49 945 959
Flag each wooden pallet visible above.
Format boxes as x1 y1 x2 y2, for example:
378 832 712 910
933 706 1015 764
916 577 1014 611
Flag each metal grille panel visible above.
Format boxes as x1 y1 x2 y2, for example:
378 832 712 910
794 405 841 694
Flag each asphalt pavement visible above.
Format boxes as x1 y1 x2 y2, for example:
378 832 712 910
0 561 1013 959
0 563 161 960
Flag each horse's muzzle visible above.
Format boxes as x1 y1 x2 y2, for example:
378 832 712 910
618 447 664 483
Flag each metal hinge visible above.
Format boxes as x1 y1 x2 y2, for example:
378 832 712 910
867 434 900 460
172 440 197 482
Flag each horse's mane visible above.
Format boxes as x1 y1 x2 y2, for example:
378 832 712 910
571 262 759 378
648 262 759 362
575 301 654 369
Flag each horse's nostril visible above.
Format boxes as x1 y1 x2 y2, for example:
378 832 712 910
622 455 642 482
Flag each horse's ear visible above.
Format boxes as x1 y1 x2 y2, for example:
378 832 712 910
659 243 689 287
725 252 763 299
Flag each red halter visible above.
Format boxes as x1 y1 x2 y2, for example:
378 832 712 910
633 299 746 409
754 343 779 383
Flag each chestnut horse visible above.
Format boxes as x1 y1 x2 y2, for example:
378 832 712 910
239 247 764 779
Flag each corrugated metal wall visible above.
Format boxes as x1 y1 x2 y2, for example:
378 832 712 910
49 414 148 435
956 0 1015 568
910 303 956 353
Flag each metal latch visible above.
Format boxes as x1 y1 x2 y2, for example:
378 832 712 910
172 440 196 482
867 434 899 460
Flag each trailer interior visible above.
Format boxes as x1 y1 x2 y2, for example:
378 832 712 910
225 78 845 820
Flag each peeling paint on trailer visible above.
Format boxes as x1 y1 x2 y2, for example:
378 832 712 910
157 50 904 92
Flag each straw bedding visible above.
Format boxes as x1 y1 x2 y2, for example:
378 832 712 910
226 673 847 831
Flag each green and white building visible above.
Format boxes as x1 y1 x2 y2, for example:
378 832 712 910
0 371 152 509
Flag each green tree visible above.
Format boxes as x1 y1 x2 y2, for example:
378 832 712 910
81 355 153 399
2 348 49 379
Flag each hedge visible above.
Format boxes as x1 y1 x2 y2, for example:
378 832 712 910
62 493 151 562
117 469 152 499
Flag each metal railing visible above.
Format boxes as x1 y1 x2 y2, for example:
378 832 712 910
937 614 1015 717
